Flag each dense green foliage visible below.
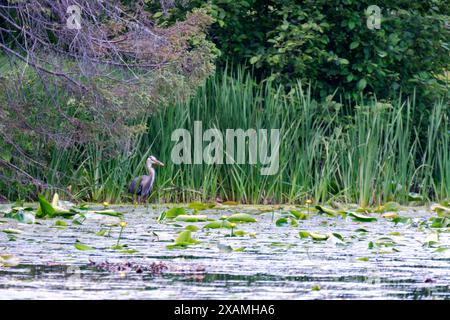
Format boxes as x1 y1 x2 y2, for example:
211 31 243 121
158 0 449 99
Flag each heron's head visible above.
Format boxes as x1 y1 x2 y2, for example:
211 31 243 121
147 155 164 167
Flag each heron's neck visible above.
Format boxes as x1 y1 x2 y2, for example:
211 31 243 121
146 162 153 174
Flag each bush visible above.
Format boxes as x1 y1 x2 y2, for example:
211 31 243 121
161 0 449 99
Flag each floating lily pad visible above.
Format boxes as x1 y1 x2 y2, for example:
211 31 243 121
2 229 22 234
299 231 329 241
289 210 308 220
374 202 401 213
226 213 257 223
74 242 95 251
203 220 234 229
4 210 35 224
381 212 398 219
187 202 216 210
164 207 188 219
166 231 200 249
54 220 68 227
347 212 377 222
36 195 73 218
431 204 450 216
315 205 337 216
174 215 209 222
357 257 369 261
185 225 199 232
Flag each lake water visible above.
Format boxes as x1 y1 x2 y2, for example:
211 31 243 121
1 204 449 299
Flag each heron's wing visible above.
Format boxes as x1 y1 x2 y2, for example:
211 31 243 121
141 171 155 197
128 177 142 195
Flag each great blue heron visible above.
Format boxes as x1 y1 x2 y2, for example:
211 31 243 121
128 155 164 203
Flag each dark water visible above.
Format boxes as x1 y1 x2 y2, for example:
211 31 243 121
0 204 449 299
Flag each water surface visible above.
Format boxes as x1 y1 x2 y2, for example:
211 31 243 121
1 204 449 299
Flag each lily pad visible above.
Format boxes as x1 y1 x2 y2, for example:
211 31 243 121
289 210 308 220
164 207 188 219
187 202 216 211
226 213 257 223
2 229 22 234
299 231 329 241
315 205 337 216
203 220 234 229
174 215 209 222
74 242 95 251
166 231 200 249
4 210 35 224
347 212 377 222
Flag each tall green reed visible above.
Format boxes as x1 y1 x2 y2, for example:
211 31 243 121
32 68 450 205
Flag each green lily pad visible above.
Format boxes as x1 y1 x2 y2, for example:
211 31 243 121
54 220 68 227
174 215 209 222
74 242 95 250
431 204 450 216
203 220 234 229
4 211 35 224
347 212 377 222
36 195 73 218
357 257 369 261
226 213 257 223
289 210 308 220
315 205 337 216
164 207 188 219
299 231 329 241
185 225 199 232
2 229 22 234
187 202 216 210
166 231 200 249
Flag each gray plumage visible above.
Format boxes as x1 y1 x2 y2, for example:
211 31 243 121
128 155 164 203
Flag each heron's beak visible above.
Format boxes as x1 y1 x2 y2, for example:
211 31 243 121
155 159 164 166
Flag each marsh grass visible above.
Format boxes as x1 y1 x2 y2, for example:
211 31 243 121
7 68 449 206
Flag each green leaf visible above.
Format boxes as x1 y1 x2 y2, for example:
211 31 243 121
167 231 200 249
226 213 257 223
174 215 209 222
315 205 337 216
187 202 215 211
54 220 68 227
74 242 95 251
37 195 56 218
165 207 187 219
289 210 308 220
96 229 108 236
5 211 35 224
348 21 355 30
347 212 377 222
357 257 369 261
357 78 367 91
2 229 22 234
249 56 260 65
299 231 310 238
276 217 289 227
185 225 199 232
299 231 329 241
310 232 329 241
203 220 234 229
350 41 359 49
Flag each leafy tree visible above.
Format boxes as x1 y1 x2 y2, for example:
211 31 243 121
160 0 449 99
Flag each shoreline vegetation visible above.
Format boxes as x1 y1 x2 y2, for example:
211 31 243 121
2 68 448 206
